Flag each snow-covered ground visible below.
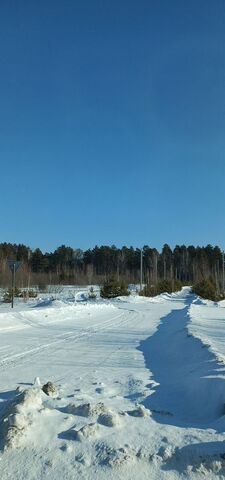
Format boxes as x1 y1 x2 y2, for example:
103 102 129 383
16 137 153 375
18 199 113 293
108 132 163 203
0 287 225 479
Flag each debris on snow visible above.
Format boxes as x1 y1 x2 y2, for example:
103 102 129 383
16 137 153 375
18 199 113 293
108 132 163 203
42 381 57 397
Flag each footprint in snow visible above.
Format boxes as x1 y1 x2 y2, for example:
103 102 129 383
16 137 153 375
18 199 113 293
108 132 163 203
95 387 104 394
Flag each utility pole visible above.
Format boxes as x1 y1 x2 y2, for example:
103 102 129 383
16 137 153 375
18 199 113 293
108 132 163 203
140 248 143 292
7 261 22 308
222 250 225 295
11 263 15 308
26 249 31 302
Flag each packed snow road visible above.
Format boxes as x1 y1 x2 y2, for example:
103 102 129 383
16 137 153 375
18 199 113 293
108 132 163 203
0 297 172 400
0 288 225 479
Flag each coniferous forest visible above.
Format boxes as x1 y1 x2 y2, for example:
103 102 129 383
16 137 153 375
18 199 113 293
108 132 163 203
0 243 223 293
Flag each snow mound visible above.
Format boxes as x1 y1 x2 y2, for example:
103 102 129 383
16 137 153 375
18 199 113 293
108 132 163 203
65 401 121 428
96 442 136 467
33 377 41 387
73 422 99 441
126 404 151 417
157 445 174 461
66 401 108 418
0 388 43 450
97 411 120 427
190 458 225 475
163 443 225 476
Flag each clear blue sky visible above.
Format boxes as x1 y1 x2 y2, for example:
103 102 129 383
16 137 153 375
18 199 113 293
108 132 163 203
1 0 225 252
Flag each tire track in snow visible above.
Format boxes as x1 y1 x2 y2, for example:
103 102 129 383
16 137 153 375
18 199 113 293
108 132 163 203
0 308 135 371
54 307 142 385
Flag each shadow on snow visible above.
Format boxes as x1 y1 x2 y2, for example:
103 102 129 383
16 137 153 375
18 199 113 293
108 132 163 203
138 294 225 430
162 441 225 474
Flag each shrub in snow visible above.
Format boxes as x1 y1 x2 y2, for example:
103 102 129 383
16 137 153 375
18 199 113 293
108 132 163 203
100 278 130 298
3 287 23 302
192 278 224 301
139 279 182 297
27 289 37 298
2 292 11 303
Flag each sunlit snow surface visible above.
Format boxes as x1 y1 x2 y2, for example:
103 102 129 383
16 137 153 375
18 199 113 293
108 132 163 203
0 287 225 479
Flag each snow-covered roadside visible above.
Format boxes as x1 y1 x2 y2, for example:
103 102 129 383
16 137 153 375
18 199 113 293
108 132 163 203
0 289 225 479
189 297 225 363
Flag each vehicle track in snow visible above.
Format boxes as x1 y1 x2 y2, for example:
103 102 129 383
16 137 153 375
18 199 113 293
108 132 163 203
0 307 138 372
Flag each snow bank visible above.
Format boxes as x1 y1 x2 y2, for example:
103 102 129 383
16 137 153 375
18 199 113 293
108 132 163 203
0 388 44 450
189 301 225 365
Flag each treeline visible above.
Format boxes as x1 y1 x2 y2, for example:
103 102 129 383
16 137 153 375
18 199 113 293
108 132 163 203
0 243 223 291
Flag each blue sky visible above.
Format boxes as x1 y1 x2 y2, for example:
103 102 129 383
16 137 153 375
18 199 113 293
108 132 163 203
0 1 225 252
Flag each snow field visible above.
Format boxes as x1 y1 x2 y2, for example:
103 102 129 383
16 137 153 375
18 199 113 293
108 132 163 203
0 288 225 478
